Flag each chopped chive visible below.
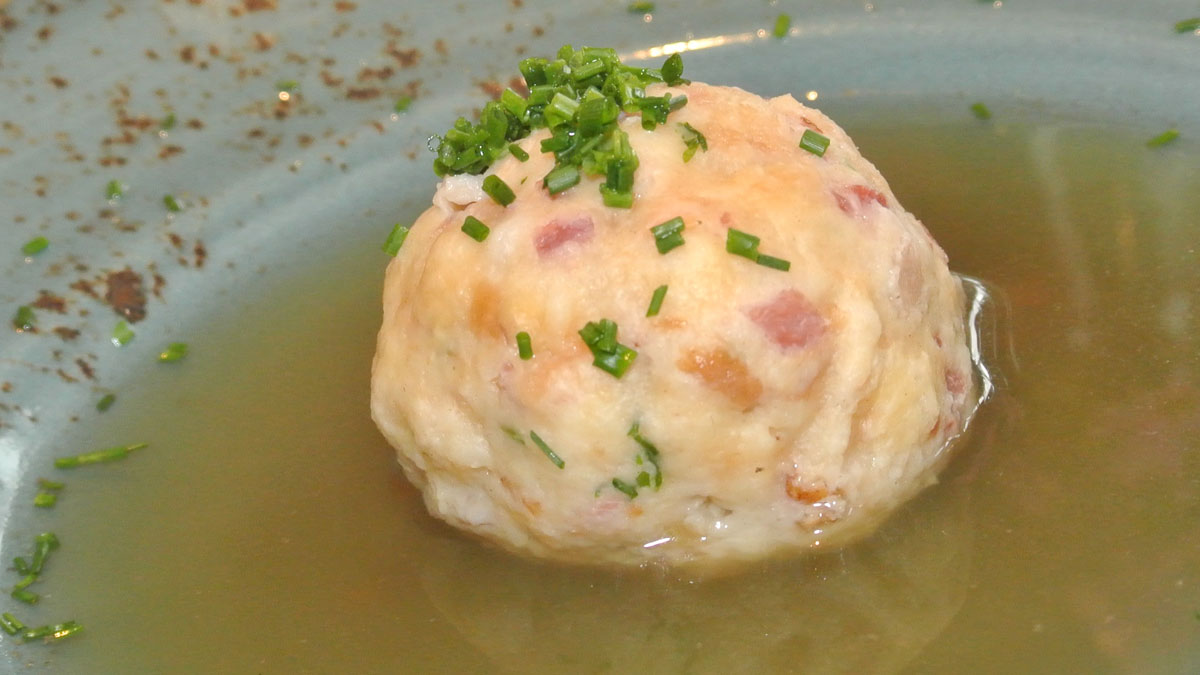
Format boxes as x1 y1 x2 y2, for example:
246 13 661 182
21 236 49 256
799 129 830 157
725 228 761 260
382 222 412 256
163 194 182 213
394 96 412 113
600 186 633 208
969 102 992 120
105 179 123 200
12 305 36 332
30 532 59 574
755 253 791 271
37 478 65 491
1174 17 1200 33
661 53 688 86
13 574 37 592
275 79 299 92
627 421 663 487
650 216 686 254
158 342 188 362
501 425 526 445
773 13 792 38
646 284 668 317
461 215 490 242
677 122 707 162
578 319 638 378
529 431 565 469
1146 129 1180 148
543 164 581 195
508 143 530 161
482 175 516 206
21 620 83 643
13 558 30 576
10 589 38 605
0 613 25 636
160 112 177 131
516 331 533 360
636 471 651 487
111 320 135 346
627 1 654 13
54 442 148 469
612 477 638 499
33 493 57 508
97 393 117 412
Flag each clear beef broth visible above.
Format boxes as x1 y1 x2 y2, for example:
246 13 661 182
26 115 1200 673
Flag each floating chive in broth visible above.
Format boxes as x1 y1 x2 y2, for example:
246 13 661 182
21 114 1200 673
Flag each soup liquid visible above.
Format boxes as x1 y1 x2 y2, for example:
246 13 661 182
14 119 1200 674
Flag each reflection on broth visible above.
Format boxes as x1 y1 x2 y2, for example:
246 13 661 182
24 118 1200 673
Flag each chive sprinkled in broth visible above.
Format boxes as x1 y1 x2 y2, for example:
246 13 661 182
160 112 177 131
158 342 189 362
516 331 533 360
394 96 412 113
96 393 117 411
482 174 516 206
970 102 992 120
105 179 123 200
651 216 686 254
21 620 83 643
529 431 566 469
627 1 654 13
646 284 668 317
54 442 148 469
33 493 57 509
163 194 183 213
12 305 35 332
798 129 830 157
382 223 412 256
1174 17 1200 33
21 236 49 256
677 122 707 162
1146 129 1180 148
111 320 135 346
461 216 491 242
773 13 792 38
0 613 25 636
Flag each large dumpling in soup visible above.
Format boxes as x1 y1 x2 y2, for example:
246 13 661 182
371 80 976 568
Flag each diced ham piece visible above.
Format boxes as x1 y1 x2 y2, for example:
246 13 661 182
747 290 827 350
535 215 594 257
834 184 888 218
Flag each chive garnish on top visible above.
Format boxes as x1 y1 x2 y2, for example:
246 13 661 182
431 46 690 207
482 175 516 206
677 122 707 162
111 320 135 346
461 216 491 242
529 431 566 469
646 284 668 317
970 102 992 120
516 331 533 360
799 129 830 157
158 342 188 362
579 319 638 378
1174 17 1200 33
650 216 686 254
12 306 36 332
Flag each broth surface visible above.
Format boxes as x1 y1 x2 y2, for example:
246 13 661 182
13 117 1200 674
